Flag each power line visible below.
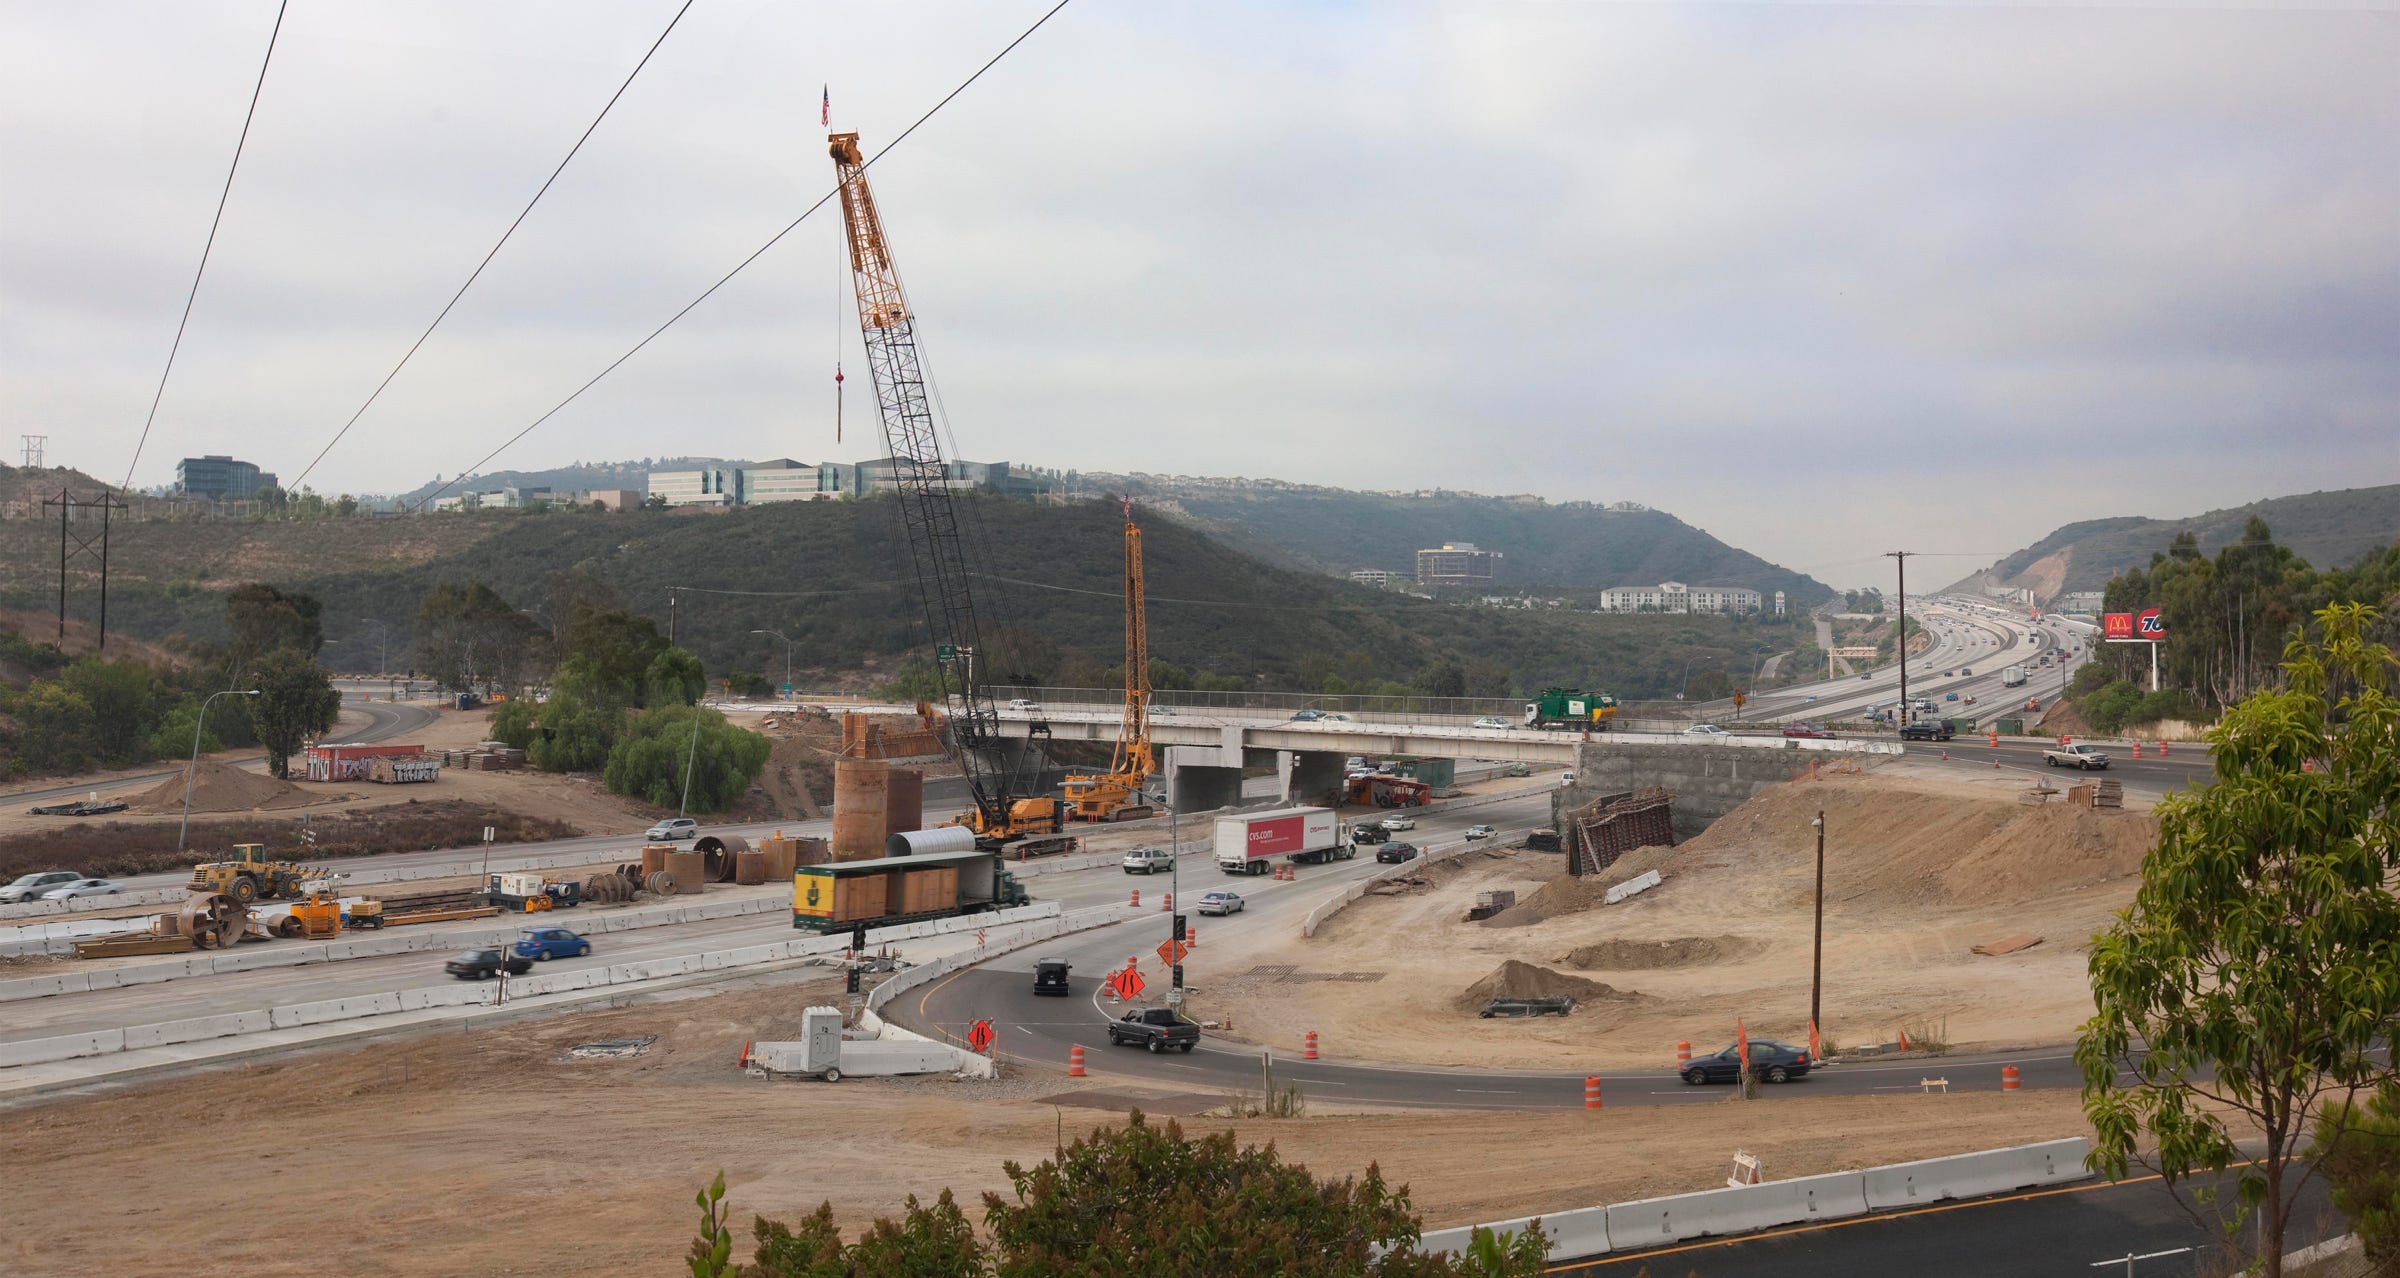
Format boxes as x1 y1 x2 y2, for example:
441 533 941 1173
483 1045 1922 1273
120 0 289 493
414 0 1077 512
287 0 695 493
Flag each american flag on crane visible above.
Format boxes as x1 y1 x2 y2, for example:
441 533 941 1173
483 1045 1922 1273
821 85 830 128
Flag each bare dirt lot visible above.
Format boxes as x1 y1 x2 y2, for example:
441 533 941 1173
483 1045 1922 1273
1189 766 2156 1068
0 972 2093 1276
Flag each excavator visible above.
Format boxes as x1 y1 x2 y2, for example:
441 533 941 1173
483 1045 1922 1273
1062 501 1158 822
830 131 1061 849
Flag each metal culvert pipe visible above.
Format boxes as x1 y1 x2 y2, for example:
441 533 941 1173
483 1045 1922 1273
695 834 750 882
884 826 977 859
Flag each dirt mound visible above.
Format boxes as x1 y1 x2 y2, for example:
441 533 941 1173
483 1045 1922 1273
125 761 321 814
1557 935 1760 970
1451 960 1653 1014
1678 772 2154 909
1489 841 1684 924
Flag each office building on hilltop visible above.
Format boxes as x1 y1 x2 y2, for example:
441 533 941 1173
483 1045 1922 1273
646 457 1038 507
175 455 277 500
1415 542 1502 591
1596 581 1765 614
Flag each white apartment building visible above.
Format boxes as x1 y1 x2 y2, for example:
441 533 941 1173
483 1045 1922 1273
1596 580 1765 614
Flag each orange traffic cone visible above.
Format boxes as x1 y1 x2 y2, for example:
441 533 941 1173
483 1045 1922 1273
1899 1027 1912 1052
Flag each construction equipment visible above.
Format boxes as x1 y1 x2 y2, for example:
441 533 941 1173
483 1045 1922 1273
188 843 310 904
1063 500 1158 822
830 129 1061 851
273 887 345 939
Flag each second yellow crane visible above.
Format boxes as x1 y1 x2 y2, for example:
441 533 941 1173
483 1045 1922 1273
1063 500 1157 822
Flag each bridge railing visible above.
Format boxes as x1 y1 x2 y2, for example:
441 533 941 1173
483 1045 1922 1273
988 686 1699 727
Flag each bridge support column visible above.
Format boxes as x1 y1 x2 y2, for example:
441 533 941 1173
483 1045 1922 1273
1168 762 1243 814
1286 751 1346 807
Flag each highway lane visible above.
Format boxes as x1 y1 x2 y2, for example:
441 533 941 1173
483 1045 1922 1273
1552 1166 2337 1277
0 777 1301 1040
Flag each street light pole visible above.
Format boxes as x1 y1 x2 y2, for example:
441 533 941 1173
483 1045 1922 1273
1886 552 1914 732
750 628 793 699
678 693 704 818
1810 810 1826 1054
181 689 260 852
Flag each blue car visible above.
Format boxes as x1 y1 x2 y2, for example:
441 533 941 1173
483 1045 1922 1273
512 927 591 961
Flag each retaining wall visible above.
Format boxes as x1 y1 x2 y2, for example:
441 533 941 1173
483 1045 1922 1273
1565 739 1900 839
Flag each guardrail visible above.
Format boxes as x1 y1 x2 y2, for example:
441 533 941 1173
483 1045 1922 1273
1411 1138 2092 1261
0 901 1067 1072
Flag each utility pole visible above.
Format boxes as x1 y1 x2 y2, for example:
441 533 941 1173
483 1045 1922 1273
1810 810 1826 1054
1886 551 1914 730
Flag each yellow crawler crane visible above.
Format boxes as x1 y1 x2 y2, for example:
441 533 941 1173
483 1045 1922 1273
1063 501 1157 822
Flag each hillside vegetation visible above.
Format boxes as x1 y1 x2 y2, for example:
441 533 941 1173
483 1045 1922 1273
3 497 1804 701
1093 474 1832 602
1949 483 2400 600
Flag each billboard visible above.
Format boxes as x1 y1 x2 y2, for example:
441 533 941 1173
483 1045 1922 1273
2103 610 2165 641
2135 607 2165 638
2103 612 2135 640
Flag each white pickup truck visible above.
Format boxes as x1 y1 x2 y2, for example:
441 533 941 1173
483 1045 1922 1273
2043 742 2111 770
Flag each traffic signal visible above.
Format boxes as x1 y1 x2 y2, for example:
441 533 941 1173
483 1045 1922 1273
1172 964 1185 987
851 923 868 952
1172 913 1186 942
845 965 861 995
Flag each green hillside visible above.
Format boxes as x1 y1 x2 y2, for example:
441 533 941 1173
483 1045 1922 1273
3 496 1802 701
1099 476 1832 603
1950 484 2400 600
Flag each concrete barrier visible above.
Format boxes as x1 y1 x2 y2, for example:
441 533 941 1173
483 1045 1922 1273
0 1028 127 1068
1604 870 1663 905
1859 1138 2091 1209
1606 1171 1868 1247
1417 1211 1592 1261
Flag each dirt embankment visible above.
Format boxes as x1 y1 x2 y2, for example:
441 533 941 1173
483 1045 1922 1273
1189 769 2157 1068
122 760 346 814
0 800 581 880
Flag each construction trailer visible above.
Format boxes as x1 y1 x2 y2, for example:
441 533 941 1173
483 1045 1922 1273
791 848 1029 932
1343 774 1431 808
303 742 426 782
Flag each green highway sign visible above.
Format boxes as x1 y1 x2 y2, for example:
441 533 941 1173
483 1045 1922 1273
936 644 958 663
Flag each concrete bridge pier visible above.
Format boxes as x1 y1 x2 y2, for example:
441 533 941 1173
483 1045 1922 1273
1285 750 1347 807
1169 762 1243 813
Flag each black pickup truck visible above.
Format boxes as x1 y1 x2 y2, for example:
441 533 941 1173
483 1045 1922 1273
1106 1006 1199 1054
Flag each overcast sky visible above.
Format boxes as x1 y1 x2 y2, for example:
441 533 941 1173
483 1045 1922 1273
4 1 2395 586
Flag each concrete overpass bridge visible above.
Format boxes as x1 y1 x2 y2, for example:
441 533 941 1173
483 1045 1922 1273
975 700 1900 825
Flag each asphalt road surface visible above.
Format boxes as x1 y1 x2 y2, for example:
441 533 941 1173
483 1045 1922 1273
1553 1166 2338 1277
896 788 2094 1111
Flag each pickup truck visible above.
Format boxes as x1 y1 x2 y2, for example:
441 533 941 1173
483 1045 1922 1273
1106 1006 1199 1054
2043 743 2111 770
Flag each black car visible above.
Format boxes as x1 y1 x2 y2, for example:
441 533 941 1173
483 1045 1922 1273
1349 824 1389 845
1679 1040 1812 1085
445 947 534 980
1032 958 1071 997
1899 721 1953 741
1374 842 1419 864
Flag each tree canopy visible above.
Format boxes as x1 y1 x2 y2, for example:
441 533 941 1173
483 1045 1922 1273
687 1112 1546 1278
2077 602 2400 1277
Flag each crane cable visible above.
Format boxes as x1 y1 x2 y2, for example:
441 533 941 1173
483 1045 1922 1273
119 0 289 493
417 0 1077 512
288 0 697 493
